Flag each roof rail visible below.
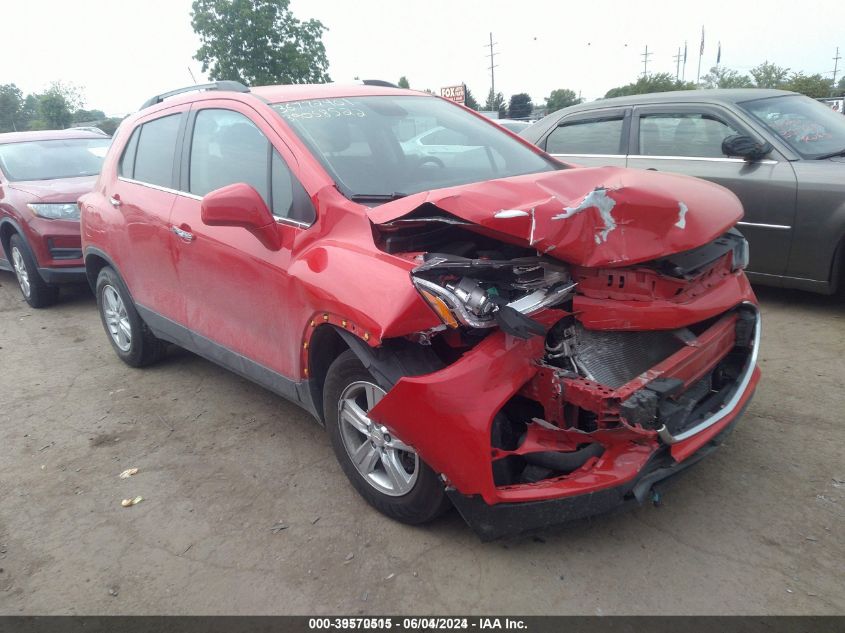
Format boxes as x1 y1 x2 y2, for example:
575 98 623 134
361 79 399 88
140 80 250 110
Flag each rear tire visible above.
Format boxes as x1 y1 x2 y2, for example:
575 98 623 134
324 350 450 524
95 266 166 367
9 234 58 309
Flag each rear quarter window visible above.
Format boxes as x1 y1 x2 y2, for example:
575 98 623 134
132 114 182 188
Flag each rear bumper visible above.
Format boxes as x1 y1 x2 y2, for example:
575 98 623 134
448 401 749 541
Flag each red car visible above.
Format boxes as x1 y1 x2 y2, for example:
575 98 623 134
80 81 760 539
0 129 111 307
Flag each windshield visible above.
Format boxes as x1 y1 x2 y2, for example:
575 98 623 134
271 96 558 199
739 95 845 159
0 138 111 181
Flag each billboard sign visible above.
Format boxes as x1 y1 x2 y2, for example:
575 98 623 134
440 84 466 104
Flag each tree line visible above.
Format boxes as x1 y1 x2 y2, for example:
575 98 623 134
0 82 122 135
603 61 845 100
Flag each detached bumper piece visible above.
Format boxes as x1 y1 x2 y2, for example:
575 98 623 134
449 407 745 541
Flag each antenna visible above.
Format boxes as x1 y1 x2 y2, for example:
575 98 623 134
188 67 198 85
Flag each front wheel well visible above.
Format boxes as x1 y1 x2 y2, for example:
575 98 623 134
84 253 111 292
307 325 352 424
0 222 19 259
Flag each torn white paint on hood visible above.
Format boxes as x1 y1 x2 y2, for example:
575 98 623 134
675 202 689 229
551 187 618 244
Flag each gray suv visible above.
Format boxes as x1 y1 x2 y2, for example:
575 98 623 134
522 89 845 294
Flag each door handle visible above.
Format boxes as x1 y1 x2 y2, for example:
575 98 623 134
171 225 195 242
109 194 122 208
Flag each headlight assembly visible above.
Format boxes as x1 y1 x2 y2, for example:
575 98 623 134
27 203 80 220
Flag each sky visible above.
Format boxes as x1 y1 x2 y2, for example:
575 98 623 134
2 0 843 116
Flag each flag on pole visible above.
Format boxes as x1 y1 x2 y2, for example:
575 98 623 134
683 41 687 63
717 41 722 64
700 26 705 55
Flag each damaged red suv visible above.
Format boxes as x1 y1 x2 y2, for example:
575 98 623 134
80 81 760 539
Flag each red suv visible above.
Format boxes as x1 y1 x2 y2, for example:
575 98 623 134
0 129 111 307
80 81 761 539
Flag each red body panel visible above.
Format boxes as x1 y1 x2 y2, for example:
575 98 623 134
80 84 761 521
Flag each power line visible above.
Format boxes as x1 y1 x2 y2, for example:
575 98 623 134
484 32 499 104
672 47 683 80
641 44 653 77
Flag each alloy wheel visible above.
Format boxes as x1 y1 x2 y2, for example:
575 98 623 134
102 285 132 352
11 246 30 298
338 380 419 496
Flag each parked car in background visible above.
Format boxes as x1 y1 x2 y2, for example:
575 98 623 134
81 81 759 539
522 89 845 294
0 129 111 307
495 119 531 133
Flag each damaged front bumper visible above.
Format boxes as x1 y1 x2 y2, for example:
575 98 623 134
368 297 760 540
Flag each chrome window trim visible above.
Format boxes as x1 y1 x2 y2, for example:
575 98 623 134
551 153 626 159
657 304 760 445
737 221 791 230
117 176 311 229
627 154 778 165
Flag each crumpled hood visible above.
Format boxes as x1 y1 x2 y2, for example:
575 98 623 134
368 166 744 267
9 175 97 203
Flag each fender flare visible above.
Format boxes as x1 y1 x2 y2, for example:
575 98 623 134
0 217 33 262
83 246 128 294
332 326 443 391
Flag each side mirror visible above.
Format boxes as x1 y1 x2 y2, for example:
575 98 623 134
201 183 281 251
721 134 773 162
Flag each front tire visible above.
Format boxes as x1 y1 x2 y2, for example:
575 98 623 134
9 234 58 308
95 266 166 367
324 350 450 524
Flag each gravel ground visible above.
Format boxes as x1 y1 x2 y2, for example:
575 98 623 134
0 272 842 615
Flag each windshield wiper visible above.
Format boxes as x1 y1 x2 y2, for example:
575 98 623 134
349 192 408 202
813 148 845 160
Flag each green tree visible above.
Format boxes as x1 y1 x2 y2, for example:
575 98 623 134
397 76 410 89
0 83 24 132
749 62 790 89
545 88 581 113
72 109 107 124
701 66 754 89
784 72 833 98
836 76 845 97
463 87 479 110
96 117 123 136
507 93 533 119
191 0 330 85
484 88 507 117
36 83 83 129
605 73 695 98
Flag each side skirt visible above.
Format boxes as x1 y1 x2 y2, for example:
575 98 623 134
136 305 319 419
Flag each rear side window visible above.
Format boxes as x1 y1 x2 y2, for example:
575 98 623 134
118 127 140 178
545 118 624 155
638 113 739 158
189 109 270 202
133 114 181 187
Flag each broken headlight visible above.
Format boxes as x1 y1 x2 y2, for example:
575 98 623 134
731 235 750 271
411 254 576 338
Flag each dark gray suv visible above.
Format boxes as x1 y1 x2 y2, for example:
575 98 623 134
522 89 845 294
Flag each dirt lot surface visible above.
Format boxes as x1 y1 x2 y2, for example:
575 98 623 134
0 272 842 615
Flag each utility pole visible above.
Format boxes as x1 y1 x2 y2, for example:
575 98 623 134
484 32 499 107
641 45 653 77
673 47 683 80
682 40 688 81
696 26 705 86
832 46 842 95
